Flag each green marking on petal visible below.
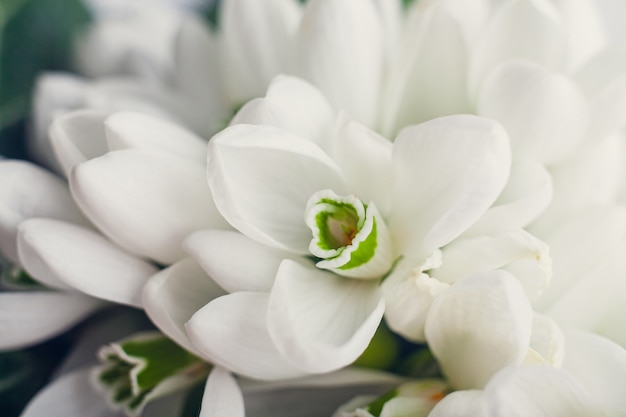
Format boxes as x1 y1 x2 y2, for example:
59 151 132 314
94 332 210 417
315 199 360 251
338 217 377 270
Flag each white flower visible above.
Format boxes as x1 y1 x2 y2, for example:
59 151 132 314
148 74 552 382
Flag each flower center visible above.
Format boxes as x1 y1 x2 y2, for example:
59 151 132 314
305 190 393 280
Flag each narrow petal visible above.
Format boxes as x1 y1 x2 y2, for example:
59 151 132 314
380 3 469 136
0 292 101 350
294 0 382 125
382 254 450 342
533 206 626 312
207 124 347 254
49 110 110 178
70 149 229 264
174 16 228 133
267 260 385 373
17 218 158 307
105 111 207 162
433 229 551 300
525 314 564 366
425 271 533 390
562 330 626 417
0 160 90 264
390 115 511 256
468 0 567 98
428 391 487 417
143 258 226 354
483 365 603 417
219 0 301 103
328 114 393 215
588 74 626 141
20 368 120 417
477 60 589 165
200 368 245 417
464 158 552 237
231 75 335 148
184 230 298 293
186 292 306 380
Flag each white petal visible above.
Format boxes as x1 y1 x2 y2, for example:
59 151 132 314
533 206 626 312
469 0 567 98
30 73 87 174
382 254 450 342
380 3 469 136
425 271 533 390
525 314 564 366
294 0 382 126
572 47 626 98
433 229 551 300
267 260 384 373
17 218 158 307
477 60 589 165
200 368 245 417
143 258 226 354
174 16 228 133
21 368 120 417
390 115 511 256
0 160 89 264
231 75 335 148
186 292 306 380
588 74 626 141
0 292 101 350
531 136 623 234
105 111 207 162
428 390 487 417
545 243 626 344
219 0 301 103
70 149 229 264
483 365 603 417
328 114 393 215
49 110 110 178
464 157 553 236
184 230 298 293
562 330 626 417
207 124 347 253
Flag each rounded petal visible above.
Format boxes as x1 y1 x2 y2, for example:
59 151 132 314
143 258 226 354
464 158 552 237
70 149 229 264
20 368 119 417
433 229 551 300
0 292 101 350
200 367 245 417
267 260 385 373
562 330 626 417
184 230 298 293
207 124 347 254
425 271 533 390
328 114 393 215
477 60 589 165
0 160 90 264
588 74 626 141
483 365 603 417
186 292 306 380
17 218 158 307
231 75 335 148
380 3 469 136
294 0 382 125
390 115 511 256
105 111 207 162
468 0 567 97
219 0 301 103
429 390 487 417
49 110 110 178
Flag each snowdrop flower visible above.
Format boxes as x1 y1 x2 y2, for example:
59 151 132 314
161 75 550 383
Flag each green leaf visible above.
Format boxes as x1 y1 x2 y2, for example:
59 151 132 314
0 0 91 158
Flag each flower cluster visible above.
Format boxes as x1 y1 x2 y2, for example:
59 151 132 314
3 0 626 416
